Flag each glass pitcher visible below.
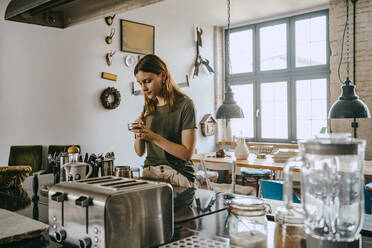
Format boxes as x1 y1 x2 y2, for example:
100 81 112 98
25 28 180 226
284 133 365 242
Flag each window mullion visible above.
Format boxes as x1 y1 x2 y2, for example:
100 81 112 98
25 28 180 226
288 16 295 142
254 24 260 141
255 80 261 141
289 78 297 141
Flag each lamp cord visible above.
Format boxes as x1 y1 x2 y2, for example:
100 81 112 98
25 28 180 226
337 0 351 84
346 0 350 80
226 0 231 87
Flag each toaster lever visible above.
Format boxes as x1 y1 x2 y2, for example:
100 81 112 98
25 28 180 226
75 196 92 207
75 196 93 234
51 192 67 202
51 192 67 226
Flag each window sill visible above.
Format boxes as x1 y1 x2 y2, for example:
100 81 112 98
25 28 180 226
217 141 298 149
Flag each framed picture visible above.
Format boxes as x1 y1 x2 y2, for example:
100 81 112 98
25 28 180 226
120 19 155 55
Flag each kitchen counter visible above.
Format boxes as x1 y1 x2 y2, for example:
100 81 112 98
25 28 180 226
172 207 372 248
0 174 229 247
1 174 372 247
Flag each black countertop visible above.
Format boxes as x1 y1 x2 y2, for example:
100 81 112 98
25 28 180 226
0 174 229 247
1 174 372 247
174 207 372 248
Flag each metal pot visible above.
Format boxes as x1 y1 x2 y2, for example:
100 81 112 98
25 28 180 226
102 159 114 176
115 166 132 178
59 153 69 182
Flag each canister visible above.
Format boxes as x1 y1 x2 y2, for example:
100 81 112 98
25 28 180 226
115 166 133 178
59 152 69 182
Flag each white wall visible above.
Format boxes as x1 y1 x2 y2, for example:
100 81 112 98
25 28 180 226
0 0 216 167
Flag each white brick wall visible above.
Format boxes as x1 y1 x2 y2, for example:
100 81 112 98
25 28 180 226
330 0 372 159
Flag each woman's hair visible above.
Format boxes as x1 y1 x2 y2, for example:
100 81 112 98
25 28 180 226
134 54 188 115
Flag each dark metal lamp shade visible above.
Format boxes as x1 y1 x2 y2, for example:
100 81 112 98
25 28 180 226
328 78 370 119
216 86 244 119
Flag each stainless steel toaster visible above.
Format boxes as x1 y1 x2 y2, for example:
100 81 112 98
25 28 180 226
48 176 173 248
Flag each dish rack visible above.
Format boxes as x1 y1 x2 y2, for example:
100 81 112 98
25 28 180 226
161 235 236 248
272 150 298 163
248 146 274 155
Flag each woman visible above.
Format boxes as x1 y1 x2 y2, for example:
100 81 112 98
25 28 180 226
130 54 197 188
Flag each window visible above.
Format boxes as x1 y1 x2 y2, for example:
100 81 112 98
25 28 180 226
296 79 328 139
260 81 288 139
230 30 253 73
231 84 254 138
260 23 287 71
295 15 327 67
227 10 329 142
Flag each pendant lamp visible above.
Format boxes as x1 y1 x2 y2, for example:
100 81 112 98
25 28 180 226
328 0 370 137
216 0 244 120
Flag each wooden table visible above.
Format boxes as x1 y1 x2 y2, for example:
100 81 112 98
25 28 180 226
192 153 372 179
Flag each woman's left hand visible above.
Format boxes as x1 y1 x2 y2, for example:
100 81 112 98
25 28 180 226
132 124 158 141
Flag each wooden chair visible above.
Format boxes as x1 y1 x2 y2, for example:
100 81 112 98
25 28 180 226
200 158 254 196
8 145 45 175
194 169 218 186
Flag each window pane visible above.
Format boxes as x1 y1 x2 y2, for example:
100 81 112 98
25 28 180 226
229 30 253 74
260 23 287 71
296 79 327 139
231 84 254 138
295 16 327 67
261 82 288 139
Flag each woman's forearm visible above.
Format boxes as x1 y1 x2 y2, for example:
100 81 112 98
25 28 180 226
152 134 194 161
134 137 145 156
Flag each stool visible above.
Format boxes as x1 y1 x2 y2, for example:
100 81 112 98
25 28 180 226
241 167 272 197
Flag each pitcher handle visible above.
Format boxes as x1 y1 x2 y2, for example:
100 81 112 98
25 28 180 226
86 164 93 178
283 156 304 211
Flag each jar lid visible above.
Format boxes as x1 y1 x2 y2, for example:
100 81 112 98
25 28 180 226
67 146 79 154
300 133 365 155
230 198 266 212
275 206 304 224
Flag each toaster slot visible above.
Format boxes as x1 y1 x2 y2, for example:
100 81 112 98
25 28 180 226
100 180 136 187
78 176 114 183
82 177 121 184
112 181 147 189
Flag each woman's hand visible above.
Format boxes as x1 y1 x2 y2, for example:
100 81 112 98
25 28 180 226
132 111 147 157
129 112 147 138
132 124 158 141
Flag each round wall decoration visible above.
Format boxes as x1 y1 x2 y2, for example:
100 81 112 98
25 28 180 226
124 55 136 67
100 87 121 109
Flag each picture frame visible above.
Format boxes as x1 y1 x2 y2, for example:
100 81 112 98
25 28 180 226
120 19 155 55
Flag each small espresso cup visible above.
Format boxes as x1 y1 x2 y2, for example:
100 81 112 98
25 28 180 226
128 122 142 131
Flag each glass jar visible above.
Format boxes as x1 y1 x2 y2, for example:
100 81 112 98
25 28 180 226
228 198 267 248
274 206 306 248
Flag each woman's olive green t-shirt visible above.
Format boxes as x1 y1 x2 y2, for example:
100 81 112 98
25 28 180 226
144 97 196 182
